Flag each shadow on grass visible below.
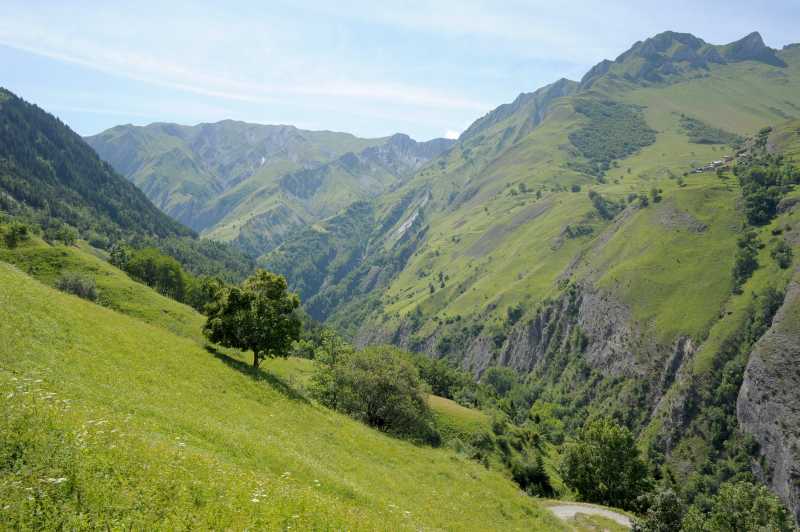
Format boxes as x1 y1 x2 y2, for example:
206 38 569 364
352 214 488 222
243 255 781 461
205 345 309 403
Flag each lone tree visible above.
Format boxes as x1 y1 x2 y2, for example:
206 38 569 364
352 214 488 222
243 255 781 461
203 269 301 368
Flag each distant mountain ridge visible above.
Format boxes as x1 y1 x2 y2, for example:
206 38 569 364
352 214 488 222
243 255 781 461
87 121 453 256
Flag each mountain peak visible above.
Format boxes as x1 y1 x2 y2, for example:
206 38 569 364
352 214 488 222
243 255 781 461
721 31 786 66
581 30 785 89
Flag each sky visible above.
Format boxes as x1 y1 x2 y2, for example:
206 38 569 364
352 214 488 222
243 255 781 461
1 1 798 141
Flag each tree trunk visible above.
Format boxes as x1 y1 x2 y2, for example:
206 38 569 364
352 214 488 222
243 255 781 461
253 350 260 368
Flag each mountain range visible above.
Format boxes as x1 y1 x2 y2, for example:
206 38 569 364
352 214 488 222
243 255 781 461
86 122 454 255
4 29 800 524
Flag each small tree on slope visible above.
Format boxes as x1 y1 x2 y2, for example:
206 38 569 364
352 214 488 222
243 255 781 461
203 269 301 368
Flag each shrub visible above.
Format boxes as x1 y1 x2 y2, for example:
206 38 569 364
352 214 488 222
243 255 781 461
311 345 439 444
125 247 187 301
680 115 742 145
560 417 651 511
632 489 685 531
3 221 30 248
588 190 623 220
681 481 792 531
732 231 761 292
771 240 793 269
55 272 98 301
650 187 662 203
483 366 518 397
50 224 78 246
511 455 554 497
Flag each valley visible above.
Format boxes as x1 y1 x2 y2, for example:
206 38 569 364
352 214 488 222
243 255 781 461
2 24 800 531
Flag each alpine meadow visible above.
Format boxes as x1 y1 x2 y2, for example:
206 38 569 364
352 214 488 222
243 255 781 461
2 3 800 530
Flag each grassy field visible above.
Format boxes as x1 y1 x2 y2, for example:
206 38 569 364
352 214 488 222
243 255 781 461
0 261 569 530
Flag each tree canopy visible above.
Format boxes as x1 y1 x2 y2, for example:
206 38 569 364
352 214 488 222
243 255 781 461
561 417 651 510
203 269 301 367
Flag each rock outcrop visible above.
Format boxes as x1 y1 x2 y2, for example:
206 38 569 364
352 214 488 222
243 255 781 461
738 273 800 524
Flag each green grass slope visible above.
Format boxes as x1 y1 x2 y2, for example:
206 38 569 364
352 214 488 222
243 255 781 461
0 262 564 530
86 121 382 232
0 231 204 342
295 31 800 358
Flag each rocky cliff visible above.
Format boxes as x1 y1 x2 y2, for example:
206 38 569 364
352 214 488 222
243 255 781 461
738 271 800 523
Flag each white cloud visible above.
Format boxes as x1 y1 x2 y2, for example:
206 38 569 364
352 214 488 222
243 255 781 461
444 130 460 140
0 21 489 113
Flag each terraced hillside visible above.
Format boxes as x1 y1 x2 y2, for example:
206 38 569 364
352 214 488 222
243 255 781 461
257 31 800 519
87 122 453 255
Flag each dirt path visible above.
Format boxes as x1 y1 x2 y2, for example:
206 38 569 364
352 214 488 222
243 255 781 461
547 503 632 528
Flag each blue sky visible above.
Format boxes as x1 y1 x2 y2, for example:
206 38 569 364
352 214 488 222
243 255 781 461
1 1 798 140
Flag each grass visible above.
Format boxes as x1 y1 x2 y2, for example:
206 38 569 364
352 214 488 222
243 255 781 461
0 232 204 343
268 357 493 444
0 262 565 530
427 394 491 442
355 53 800 364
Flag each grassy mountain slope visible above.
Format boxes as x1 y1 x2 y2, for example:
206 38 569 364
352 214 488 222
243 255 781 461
86 121 380 231
262 32 799 344
0 260 567 530
0 228 204 342
0 88 192 241
259 31 800 517
87 122 453 256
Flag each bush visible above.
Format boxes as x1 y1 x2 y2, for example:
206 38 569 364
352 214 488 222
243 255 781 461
45 224 78 246
483 366 518 397
650 188 662 203
55 272 98 301
311 345 439 444
588 190 623 220
511 455 554 497
125 247 187 301
732 231 761 292
681 481 793 531
3 221 30 248
771 240 793 269
632 489 684 531
560 417 651 511
680 115 742 145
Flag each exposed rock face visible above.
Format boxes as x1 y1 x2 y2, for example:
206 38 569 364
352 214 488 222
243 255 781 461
737 273 800 524
723 32 787 67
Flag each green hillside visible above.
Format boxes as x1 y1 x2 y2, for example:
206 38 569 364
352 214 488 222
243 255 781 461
87 123 454 256
0 229 205 342
0 88 192 242
10 26 800 526
254 31 800 520
0 88 254 283
0 259 571 530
